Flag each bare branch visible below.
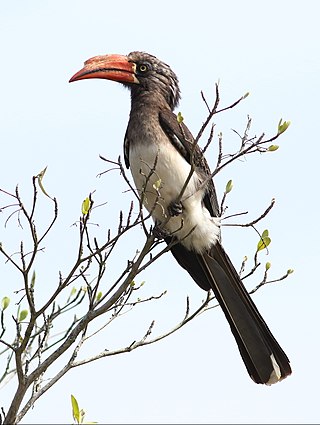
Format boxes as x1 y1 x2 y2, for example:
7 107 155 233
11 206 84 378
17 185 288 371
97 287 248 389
223 198 276 228
0 84 292 424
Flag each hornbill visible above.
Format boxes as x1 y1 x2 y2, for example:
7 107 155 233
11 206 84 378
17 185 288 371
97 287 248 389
69 51 291 385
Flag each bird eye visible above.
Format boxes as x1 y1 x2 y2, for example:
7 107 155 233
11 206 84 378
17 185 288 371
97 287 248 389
138 64 148 72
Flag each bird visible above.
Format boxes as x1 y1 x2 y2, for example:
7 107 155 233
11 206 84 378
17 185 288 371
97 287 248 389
69 51 292 385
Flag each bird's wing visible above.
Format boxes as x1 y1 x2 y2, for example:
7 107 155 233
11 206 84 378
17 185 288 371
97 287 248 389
159 108 291 384
159 108 220 218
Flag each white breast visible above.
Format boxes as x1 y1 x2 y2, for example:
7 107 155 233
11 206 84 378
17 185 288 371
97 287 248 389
129 139 220 253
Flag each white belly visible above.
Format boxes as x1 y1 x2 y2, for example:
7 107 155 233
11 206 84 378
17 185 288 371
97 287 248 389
129 141 220 253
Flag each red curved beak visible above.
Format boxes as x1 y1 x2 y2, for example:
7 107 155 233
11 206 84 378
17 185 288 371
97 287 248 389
69 54 138 84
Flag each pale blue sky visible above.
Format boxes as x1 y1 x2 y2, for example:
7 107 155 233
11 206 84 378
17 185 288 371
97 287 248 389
1 1 319 423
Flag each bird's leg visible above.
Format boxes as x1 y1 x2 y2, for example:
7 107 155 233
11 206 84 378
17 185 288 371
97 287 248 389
153 200 183 239
167 200 183 217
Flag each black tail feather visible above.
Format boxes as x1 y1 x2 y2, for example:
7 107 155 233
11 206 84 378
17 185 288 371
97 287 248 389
168 238 291 384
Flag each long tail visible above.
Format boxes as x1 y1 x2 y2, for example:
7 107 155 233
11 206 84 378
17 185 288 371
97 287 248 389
167 239 292 385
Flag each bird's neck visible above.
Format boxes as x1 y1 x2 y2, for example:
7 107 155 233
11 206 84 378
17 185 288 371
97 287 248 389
130 89 172 114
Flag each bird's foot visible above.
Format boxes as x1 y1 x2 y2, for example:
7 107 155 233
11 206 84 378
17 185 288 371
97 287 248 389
152 223 169 240
168 200 183 217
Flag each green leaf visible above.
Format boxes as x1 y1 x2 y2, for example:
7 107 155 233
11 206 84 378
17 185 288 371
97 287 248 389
268 145 279 151
177 111 184 124
19 309 28 322
130 281 135 287
31 270 36 289
265 262 271 271
242 92 250 99
1 296 10 311
96 291 102 301
225 179 233 194
153 179 162 190
287 269 294 274
82 197 91 215
257 237 271 251
36 166 51 198
71 394 80 424
257 230 271 252
278 118 291 135
70 287 77 297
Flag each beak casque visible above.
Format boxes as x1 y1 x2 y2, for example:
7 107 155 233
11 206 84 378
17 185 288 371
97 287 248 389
69 54 138 84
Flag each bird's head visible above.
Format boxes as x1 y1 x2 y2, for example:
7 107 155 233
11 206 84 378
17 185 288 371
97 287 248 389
69 51 181 110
